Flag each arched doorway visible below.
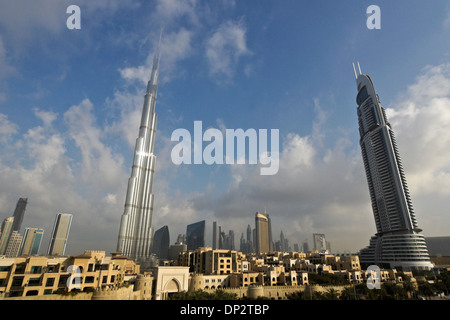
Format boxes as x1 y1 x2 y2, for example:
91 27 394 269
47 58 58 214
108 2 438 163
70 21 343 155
163 278 180 299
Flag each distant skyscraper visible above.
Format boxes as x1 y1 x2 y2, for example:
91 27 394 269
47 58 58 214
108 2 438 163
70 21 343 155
152 225 170 260
186 220 206 251
48 213 72 256
279 230 289 252
12 198 27 232
117 34 162 262
177 234 187 244
168 242 188 260
212 221 219 250
19 228 44 256
223 230 235 250
5 231 23 258
255 212 273 254
0 217 14 255
353 63 433 270
302 239 309 253
313 233 327 252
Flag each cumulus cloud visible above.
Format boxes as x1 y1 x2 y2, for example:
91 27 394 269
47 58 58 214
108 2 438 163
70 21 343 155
119 28 194 85
381 63 450 240
205 19 251 81
64 99 127 195
386 63 450 195
0 113 17 142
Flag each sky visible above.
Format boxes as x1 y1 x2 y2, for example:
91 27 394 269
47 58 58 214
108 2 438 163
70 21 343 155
0 0 450 256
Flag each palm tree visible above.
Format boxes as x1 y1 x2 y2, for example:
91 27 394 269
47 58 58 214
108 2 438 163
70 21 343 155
418 282 435 300
402 280 416 299
340 287 355 300
286 290 307 300
324 288 340 300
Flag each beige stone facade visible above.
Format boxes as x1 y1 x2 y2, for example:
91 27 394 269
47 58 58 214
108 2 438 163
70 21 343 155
0 250 140 298
152 266 190 300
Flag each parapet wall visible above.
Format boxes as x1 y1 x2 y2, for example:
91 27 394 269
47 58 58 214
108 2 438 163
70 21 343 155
202 284 349 300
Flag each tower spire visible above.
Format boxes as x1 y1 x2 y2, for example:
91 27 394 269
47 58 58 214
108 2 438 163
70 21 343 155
146 30 162 96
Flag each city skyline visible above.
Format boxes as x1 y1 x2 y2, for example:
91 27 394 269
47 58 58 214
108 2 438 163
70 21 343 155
0 1 450 256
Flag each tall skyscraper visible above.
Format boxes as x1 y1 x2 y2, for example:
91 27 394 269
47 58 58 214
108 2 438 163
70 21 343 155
255 212 273 254
0 217 14 255
12 198 27 232
48 213 73 256
152 225 170 260
19 228 44 256
353 63 433 270
186 220 206 251
117 35 162 262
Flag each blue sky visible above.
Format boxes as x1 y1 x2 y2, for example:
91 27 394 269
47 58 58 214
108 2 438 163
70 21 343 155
1 0 450 255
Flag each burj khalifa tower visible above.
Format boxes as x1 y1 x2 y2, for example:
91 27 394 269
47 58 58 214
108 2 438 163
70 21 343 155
117 36 161 263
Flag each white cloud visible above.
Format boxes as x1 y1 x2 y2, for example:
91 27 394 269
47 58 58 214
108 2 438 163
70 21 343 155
63 99 127 194
205 19 251 81
0 113 17 142
443 11 450 29
154 0 199 27
119 28 194 85
385 63 450 197
33 108 58 128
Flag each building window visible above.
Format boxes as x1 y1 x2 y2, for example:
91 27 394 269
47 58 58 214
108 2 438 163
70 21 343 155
85 276 95 283
12 276 23 287
46 278 55 287
59 276 69 286
30 266 42 274
25 290 39 296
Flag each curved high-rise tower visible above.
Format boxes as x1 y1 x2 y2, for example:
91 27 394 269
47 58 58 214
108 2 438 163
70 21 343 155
353 63 433 271
117 36 161 262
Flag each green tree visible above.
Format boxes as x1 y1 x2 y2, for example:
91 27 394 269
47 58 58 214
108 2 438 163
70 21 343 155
402 279 416 299
418 282 435 300
323 288 340 300
169 289 238 300
340 286 356 300
383 282 407 300
286 290 308 300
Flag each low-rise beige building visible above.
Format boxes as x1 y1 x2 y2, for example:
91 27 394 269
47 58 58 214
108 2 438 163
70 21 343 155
0 250 139 298
178 247 244 275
